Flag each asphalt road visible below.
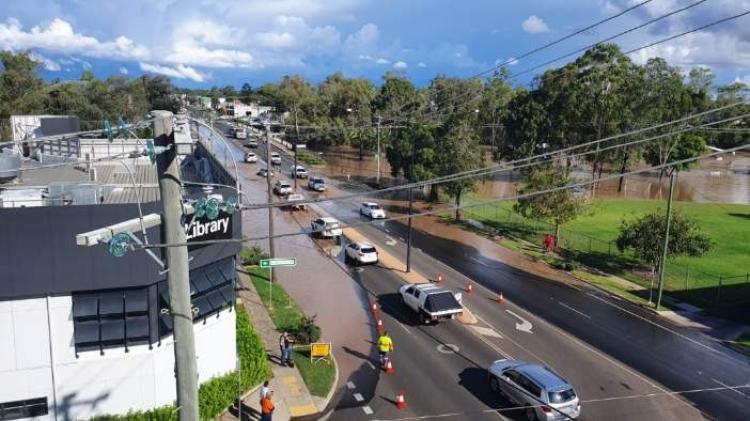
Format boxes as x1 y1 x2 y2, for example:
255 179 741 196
205 119 750 420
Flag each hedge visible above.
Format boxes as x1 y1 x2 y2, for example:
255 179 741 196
92 305 270 421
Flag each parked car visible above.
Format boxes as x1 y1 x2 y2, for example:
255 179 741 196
311 217 343 238
257 168 274 177
291 165 308 178
270 152 282 165
360 202 386 219
283 193 306 211
245 139 258 148
398 283 463 324
245 152 257 163
487 359 581 421
308 176 326 192
345 242 378 265
273 181 293 196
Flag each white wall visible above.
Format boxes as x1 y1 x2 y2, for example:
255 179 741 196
0 296 237 420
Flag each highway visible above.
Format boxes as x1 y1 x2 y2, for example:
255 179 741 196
205 119 750 420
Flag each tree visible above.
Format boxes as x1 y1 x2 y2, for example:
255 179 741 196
277 75 317 141
514 165 584 243
436 115 483 219
386 123 439 200
142 75 179 112
373 72 421 121
500 89 550 160
478 69 513 155
240 83 253 103
616 210 713 282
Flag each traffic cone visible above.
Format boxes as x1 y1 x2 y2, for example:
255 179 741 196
376 319 384 332
385 358 394 374
370 301 378 314
396 390 406 409
466 282 473 293
436 274 443 283
497 291 504 303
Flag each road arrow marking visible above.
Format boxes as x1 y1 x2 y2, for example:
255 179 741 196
353 393 364 402
505 309 533 333
385 237 397 246
437 343 459 354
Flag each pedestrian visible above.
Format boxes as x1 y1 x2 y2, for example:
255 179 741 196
279 331 295 366
544 234 554 253
259 380 270 405
260 390 275 421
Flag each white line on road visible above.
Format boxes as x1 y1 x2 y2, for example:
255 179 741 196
712 378 750 399
470 325 503 339
362 405 374 415
347 381 356 390
366 360 376 370
354 393 365 402
558 301 592 319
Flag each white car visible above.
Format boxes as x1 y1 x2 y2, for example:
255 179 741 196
308 176 326 192
245 152 257 163
291 165 308 179
360 202 386 219
257 168 274 177
273 181 293 196
311 217 343 238
270 152 282 165
345 242 378 265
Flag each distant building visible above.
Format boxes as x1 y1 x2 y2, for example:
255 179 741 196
0 116 240 419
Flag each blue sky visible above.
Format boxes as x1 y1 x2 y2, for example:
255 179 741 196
1 0 748 88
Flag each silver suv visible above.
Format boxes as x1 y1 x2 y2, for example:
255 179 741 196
488 359 580 420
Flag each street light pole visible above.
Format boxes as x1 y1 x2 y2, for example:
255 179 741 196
406 144 415 273
293 108 299 190
656 170 676 310
376 115 381 186
153 111 199 421
265 123 275 308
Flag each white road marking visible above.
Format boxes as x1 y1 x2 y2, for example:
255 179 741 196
386 237 397 246
469 256 489 267
362 405 374 415
353 393 364 402
712 378 750 399
366 360 376 370
558 301 592 319
346 381 356 390
355 267 364 273
436 343 459 354
470 325 503 339
505 309 533 333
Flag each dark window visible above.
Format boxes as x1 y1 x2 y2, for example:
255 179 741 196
360 247 376 254
516 375 542 398
424 292 460 313
0 397 48 420
72 287 151 355
504 369 520 384
549 389 576 404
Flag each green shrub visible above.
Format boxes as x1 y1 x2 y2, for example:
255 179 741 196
92 305 270 421
240 245 268 266
290 315 321 344
296 150 326 166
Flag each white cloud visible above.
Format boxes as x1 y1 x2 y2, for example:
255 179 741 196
417 61 426 68
375 57 389 64
29 52 60 71
630 31 750 68
119 66 128 75
345 23 379 53
81 61 92 70
429 42 483 68
165 45 255 68
139 62 207 82
393 61 407 70
522 15 550 34
734 75 750 85
0 18 150 60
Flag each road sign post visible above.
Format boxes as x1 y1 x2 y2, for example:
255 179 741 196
259 258 296 309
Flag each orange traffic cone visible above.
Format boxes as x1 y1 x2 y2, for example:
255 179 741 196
396 390 406 409
436 274 443 283
370 301 378 314
385 358 394 374
497 291 504 303
466 283 473 293
376 319 384 332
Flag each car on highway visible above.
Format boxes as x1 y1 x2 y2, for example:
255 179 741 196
257 168 274 177
360 202 386 219
344 242 378 265
308 176 326 192
291 165 308 178
282 193 306 211
245 152 258 163
398 283 463 324
311 217 343 238
488 359 581 421
270 152 282 165
273 181 293 196
234 127 247 140
245 139 258 148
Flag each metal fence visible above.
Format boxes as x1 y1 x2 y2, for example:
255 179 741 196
463 203 750 311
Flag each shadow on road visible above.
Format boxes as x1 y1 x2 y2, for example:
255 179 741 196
377 293 421 327
458 367 525 421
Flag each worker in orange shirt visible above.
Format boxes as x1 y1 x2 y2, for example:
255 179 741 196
260 389 275 421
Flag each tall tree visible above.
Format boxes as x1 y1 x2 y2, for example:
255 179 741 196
437 115 483 219
479 69 513 155
277 75 317 141
373 72 421 122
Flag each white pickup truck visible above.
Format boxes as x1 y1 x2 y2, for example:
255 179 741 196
398 283 463 324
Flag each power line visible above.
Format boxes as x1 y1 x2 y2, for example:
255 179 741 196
139 142 750 248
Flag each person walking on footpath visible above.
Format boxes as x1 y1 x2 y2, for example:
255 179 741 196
259 380 270 405
544 233 555 253
279 331 295 366
260 390 275 421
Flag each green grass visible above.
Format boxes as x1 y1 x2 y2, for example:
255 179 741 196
735 333 750 350
249 267 306 333
296 150 327 166
292 347 336 397
572 270 654 308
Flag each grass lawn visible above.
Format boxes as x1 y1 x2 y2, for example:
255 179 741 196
296 150 327 166
292 347 336 397
735 333 750 350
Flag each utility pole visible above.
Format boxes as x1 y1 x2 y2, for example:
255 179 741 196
376 115 381 186
406 145 415 273
293 108 299 190
153 111 199 421
265 123 275 308
656 170 676 310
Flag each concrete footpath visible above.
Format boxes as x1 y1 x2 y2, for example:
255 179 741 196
221 271 318 421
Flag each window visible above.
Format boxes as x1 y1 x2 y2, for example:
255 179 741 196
516 375 542 398
549 389 576 404
0 397 48 420
72 287 151 356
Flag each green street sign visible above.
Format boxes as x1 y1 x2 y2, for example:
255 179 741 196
260 257 297 268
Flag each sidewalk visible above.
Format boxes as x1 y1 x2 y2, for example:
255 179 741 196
221 271 318 421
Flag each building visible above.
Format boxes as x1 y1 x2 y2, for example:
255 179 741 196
0 116 241 419
223 100 275 121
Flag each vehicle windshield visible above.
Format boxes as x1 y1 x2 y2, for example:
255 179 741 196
370 204 381 210
360 247 376 253
327 223 340 229
548 389 577 404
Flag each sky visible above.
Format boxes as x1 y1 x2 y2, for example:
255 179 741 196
0 0 749 89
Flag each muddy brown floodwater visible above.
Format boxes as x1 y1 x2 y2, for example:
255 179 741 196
311 145 750 204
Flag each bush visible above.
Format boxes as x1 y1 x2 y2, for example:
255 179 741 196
296 150 326 166
92 305 270 421
290 315 321 344
240 245 268 266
